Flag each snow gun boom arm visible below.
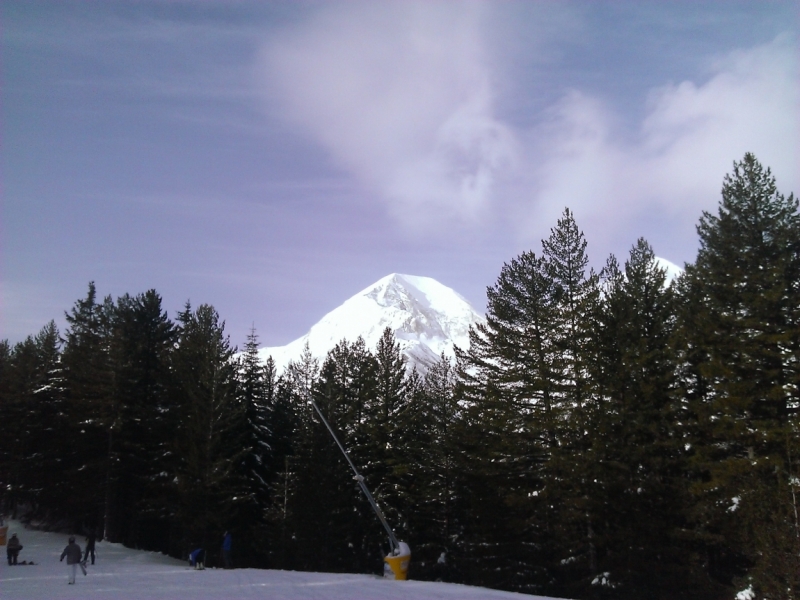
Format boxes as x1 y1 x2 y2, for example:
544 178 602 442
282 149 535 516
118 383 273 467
309 397 401 555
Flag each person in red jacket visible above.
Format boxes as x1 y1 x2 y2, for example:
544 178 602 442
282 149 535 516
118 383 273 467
60 536 83 584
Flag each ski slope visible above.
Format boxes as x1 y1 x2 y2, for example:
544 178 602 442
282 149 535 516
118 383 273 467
1 520 563 600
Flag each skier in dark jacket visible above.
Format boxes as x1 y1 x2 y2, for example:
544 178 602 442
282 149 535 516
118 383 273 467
60 536 83 584
84 531 96 565
221 532 232 568
6 533 22 565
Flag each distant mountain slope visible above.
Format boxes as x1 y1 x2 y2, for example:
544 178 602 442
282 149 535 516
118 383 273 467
258 274 485 374
654 256 684 284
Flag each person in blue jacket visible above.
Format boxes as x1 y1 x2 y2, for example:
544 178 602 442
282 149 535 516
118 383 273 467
189 547 205 570
221 532 232 569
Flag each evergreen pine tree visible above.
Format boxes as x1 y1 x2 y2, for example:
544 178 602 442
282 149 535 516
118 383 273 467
588 240 704 598
269 342 320 568
263 372 299 569
289 338 382 573
235 326 273 566
172 304 248 564
2 335 41 515
362 328 409 549
401 354 462 581
454 248 557 593
27 322 67 519
541 209 601 595
107 290 177 549
454 208 600 595
61 283 115 533
681 154 800 595
285 342 319 399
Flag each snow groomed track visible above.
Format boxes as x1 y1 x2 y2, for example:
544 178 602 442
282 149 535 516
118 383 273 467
1 520 563 600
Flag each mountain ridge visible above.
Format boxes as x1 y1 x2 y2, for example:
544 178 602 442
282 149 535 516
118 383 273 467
259 259 682 374
258 273 485 374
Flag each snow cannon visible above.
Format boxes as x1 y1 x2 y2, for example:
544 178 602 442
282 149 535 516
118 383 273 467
383 541 411 580
308 395 410 580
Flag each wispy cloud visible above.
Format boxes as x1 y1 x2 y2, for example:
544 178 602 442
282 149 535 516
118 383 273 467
259 4 796 254
518 34 798 258
258 1 517 228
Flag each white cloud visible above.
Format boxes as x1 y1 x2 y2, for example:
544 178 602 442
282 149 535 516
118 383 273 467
260 2 796 255
258 1 517 228
521 35 798 256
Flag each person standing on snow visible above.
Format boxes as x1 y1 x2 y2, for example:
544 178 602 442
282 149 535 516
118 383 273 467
189 547 205 570
6 533 22 565
84 531 96 565
60 536 83 584
221 532 232 569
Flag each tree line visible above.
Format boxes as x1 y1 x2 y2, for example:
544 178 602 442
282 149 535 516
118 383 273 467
1 154 797 599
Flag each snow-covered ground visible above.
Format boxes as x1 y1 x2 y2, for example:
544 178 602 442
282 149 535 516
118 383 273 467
1 520 562 600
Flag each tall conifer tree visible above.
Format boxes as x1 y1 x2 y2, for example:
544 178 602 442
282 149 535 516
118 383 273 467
235 326 273 566
455 247 559 592
363 328 408 545
402 354 462 580
172 304 247 563
107 290 176 548
588 240 704 598
288 339 376 572
539 209 600 595
263 371 298 569
0 329 64 515
61 283 115 533
681 154 800 595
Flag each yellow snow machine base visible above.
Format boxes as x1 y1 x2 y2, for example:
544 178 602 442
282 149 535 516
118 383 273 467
383 542 411 580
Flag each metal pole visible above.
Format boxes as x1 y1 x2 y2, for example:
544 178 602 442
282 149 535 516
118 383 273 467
309 397 401 554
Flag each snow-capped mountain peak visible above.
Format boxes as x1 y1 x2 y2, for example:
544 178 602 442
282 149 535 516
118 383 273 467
259 274 485 374
654 257 684 284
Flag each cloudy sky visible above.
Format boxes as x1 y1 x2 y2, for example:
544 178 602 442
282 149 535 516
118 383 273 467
3 1 798 348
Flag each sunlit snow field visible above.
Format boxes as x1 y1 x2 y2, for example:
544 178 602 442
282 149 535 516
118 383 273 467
1 520 562 600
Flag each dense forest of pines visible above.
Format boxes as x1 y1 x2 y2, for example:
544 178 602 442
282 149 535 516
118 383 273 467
1 154 797 599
